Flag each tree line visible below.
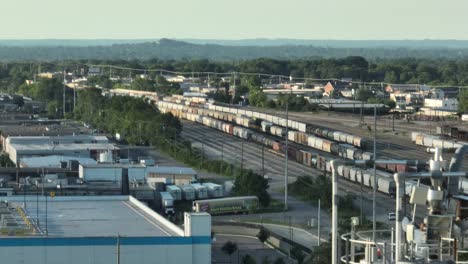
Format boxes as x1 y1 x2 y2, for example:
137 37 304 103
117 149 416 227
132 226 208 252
1 39 468 61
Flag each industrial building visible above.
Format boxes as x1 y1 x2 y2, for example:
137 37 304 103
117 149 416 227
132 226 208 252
79 164 198 184
7 142 118 165
146 166 198 185
19 155 97 168
0 195 211 264
4 135 117 164
79 163 147 182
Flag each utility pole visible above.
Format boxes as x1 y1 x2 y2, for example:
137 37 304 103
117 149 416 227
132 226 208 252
231 72 236 105
221 143 224 162
63 69 66 117
45 193 48 236
117 234 121 264
372 105 377 244
262 145 265 178
240 142 244 175
36 191 39 227
317 199 321 246
284 96 289 211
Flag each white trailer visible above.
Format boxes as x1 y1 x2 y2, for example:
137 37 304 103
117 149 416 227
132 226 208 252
180 185 196 200
160 192 174 214
203 182 224 198
190 183 209 199
166 185 182 201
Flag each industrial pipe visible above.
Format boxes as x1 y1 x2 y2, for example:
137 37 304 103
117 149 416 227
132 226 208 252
331 159 429 264
331 159 340 264
448 145 468 195
393 171 468 262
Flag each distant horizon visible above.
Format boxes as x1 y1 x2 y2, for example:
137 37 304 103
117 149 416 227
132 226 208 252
1 38 468 41
2 0 467 40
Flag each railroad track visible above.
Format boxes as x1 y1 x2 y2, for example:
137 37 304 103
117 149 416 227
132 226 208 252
181 120 418 219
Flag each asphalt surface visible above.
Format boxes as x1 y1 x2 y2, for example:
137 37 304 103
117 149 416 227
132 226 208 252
213 234 293 264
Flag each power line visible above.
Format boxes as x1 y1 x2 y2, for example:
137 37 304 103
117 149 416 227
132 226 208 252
10 61 468 89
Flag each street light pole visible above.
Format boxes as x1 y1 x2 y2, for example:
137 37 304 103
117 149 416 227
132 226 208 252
284 96 289 211
372 105 377 244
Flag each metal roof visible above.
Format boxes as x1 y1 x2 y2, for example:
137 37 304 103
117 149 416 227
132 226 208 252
80 163 145 169
11 143 118 151
20 155 97 168
2 196 183 237
146 166 197 175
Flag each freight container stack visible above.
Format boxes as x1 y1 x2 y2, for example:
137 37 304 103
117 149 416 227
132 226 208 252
203 182 224 198
190 183 209 199
180 185 196 200
166 185 182 201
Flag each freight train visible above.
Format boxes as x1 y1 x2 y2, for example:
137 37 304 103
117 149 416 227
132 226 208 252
158 101 468 196
411 132 464 149
436 126 468 141
158 100 367 148
158 101 373 161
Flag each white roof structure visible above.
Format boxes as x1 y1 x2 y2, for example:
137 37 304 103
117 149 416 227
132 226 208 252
3 196 184 237
19 155 97 168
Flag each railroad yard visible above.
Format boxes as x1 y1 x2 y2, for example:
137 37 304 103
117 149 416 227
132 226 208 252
156 99 468 224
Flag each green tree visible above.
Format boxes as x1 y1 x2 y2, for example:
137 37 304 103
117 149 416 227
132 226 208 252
290 246 305 264
310 242 331 264
13 95 24 107
356 88 374 102
46 101 59 118
222 241 238 264
458 90 468 113
242 254 256 264
261 256 270 264
257 227 270 245
233 170 270 207
131 77 155 91
273 257 285 264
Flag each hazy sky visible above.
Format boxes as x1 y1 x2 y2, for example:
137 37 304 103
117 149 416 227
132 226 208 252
2 0 467 40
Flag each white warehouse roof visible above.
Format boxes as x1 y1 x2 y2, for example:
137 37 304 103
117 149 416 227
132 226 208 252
20 155 97 168
147 166 197 175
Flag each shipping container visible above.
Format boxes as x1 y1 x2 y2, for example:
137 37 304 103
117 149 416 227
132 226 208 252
166 185 182 201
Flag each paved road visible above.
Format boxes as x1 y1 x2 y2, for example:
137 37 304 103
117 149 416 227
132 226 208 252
213 234 293 264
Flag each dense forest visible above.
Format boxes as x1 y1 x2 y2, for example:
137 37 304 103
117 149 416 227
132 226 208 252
2 39 468 61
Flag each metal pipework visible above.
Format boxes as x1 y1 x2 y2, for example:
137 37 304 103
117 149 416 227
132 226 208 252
393 171 468 263
447 145 468 195
331 159 429 264
331 159 341 264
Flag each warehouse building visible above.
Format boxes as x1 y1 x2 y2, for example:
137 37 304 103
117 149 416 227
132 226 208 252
0 195 211 264
5 134 109 151
4 134 116 164
79 163 147 182
19 155 97 168
7 142 118 165
146 166 197 185
79 164 198 185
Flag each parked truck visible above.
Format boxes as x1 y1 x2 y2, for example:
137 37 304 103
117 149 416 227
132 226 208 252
160 192 174 215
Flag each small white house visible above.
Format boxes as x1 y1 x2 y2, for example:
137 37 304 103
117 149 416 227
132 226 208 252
424 98 458 111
